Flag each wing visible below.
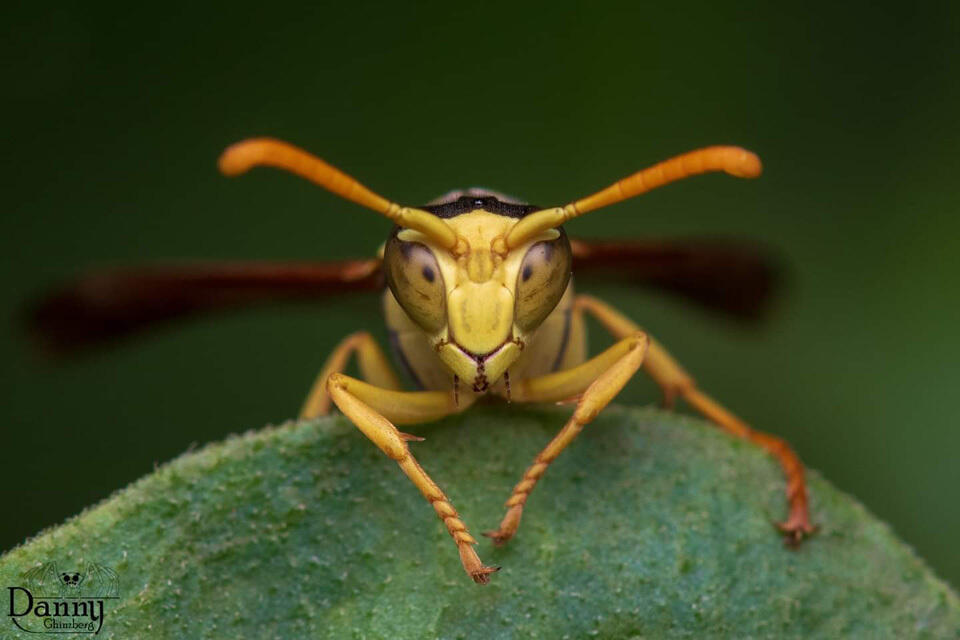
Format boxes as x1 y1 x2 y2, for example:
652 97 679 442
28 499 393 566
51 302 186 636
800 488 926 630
570 238 781 321
83 562 120 598
29 259 383 353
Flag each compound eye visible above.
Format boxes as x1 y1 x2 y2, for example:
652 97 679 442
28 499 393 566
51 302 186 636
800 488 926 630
384 238 446 333
514 233 572 332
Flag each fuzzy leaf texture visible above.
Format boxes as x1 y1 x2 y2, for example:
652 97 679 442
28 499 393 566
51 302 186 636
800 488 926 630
1 406 958 639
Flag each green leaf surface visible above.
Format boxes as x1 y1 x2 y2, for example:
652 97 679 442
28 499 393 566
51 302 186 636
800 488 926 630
2 405 957 639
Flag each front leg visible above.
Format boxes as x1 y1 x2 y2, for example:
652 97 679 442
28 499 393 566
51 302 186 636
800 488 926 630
484 332 649 544
325 373 496 584
574 294 815 543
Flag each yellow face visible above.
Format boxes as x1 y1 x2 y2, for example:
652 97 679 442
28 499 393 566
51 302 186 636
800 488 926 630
383 210 572 391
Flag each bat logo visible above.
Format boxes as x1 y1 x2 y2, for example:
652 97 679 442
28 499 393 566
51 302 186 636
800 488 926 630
8 561 120 635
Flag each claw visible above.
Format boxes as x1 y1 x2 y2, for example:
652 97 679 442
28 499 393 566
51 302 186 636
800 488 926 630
776 514 818 547
459 543 499 585
482 529 514 547
397 431 425 442
469 565 501 585
483 504 524 546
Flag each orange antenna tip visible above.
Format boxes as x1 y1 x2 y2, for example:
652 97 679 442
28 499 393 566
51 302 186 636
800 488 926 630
726 148 763 178
218 140 263 176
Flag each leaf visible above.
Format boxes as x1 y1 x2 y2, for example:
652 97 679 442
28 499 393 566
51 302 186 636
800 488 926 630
1 406 957 639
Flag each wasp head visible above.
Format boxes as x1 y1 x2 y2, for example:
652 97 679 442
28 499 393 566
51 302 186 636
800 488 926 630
383 198 571 391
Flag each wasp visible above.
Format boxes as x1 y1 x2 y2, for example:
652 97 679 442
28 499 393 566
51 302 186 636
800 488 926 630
32 138 816 584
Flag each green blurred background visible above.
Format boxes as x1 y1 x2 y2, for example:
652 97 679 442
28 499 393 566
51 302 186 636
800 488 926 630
2 1 958 588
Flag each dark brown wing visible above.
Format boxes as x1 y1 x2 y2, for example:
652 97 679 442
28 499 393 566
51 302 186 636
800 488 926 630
29 259 383 353
570 238 781 321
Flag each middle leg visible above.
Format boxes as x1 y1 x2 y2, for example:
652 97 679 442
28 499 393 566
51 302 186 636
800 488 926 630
301 331 402 419
573 294 815 542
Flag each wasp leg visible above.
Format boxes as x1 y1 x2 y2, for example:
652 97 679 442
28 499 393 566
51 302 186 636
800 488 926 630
300 332 402 419
574 294 815 544
326 374 497 584
484 332 649 545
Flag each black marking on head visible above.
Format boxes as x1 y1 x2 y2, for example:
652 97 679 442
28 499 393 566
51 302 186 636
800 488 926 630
473 358 489 392
426 188 526 206
421 195 540 220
